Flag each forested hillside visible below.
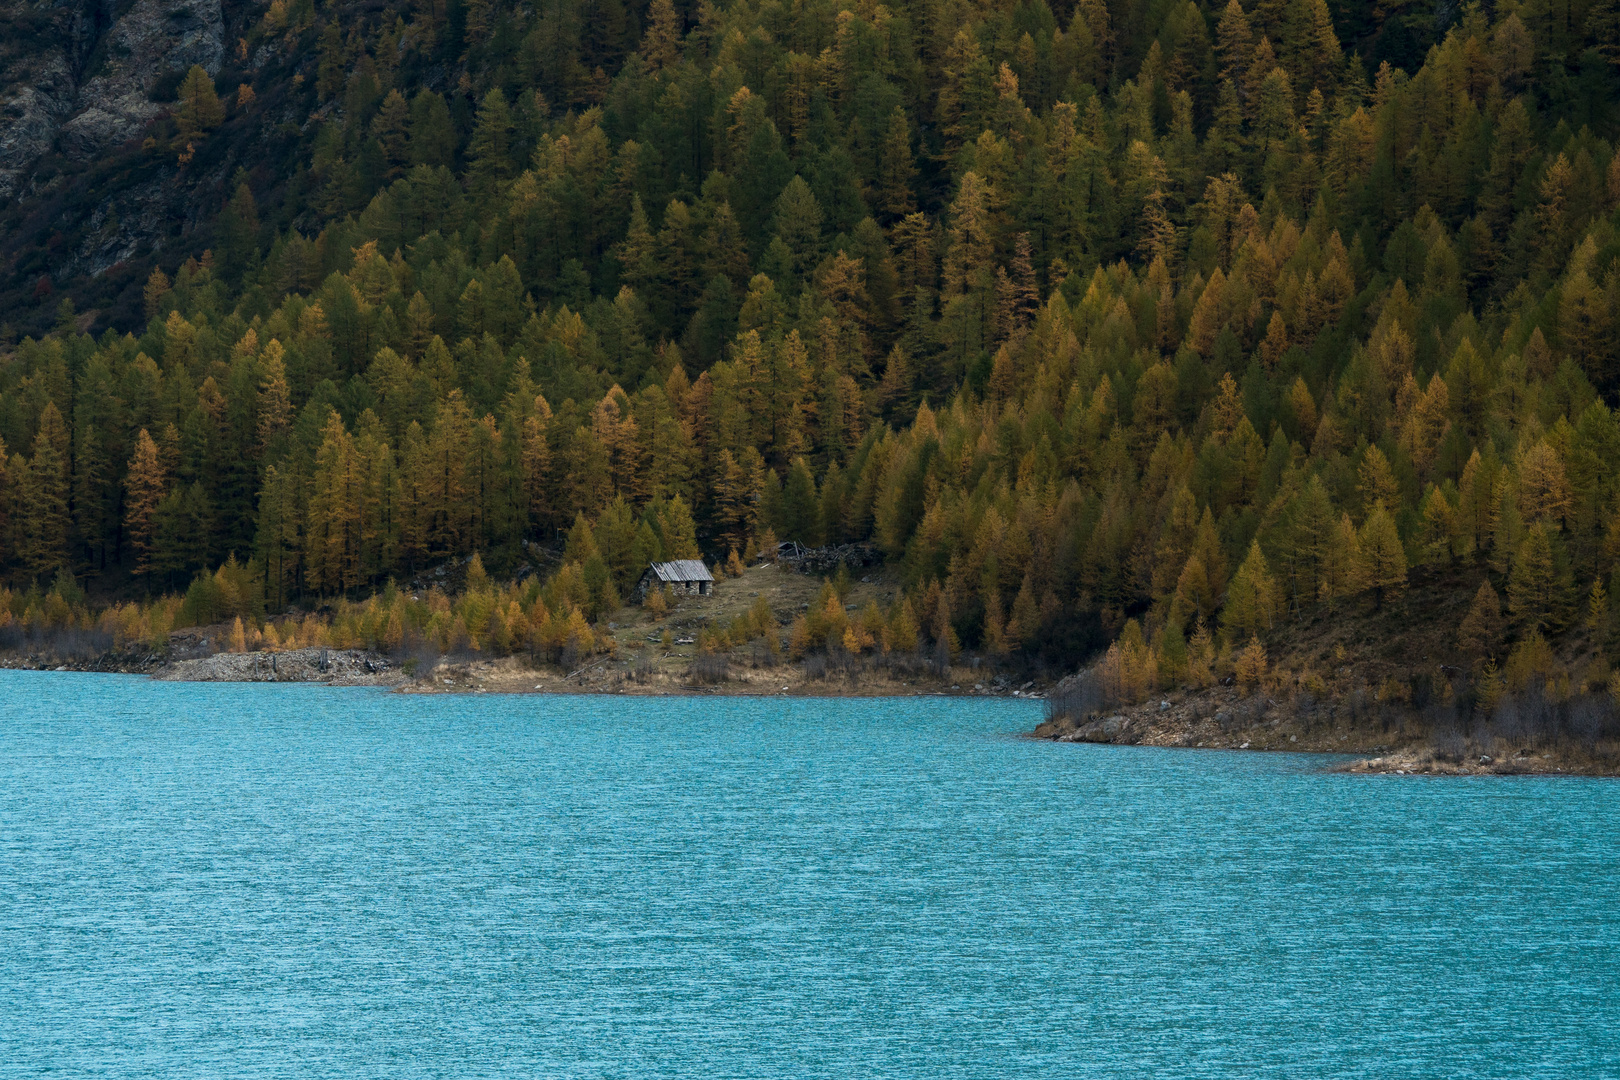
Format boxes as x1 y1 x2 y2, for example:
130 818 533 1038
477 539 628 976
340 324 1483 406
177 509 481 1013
2 0 1620 680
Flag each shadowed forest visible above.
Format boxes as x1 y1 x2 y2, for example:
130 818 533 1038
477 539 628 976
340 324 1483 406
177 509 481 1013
2 0 1620 721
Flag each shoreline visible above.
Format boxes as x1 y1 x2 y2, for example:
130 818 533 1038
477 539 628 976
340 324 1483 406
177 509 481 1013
1032 683 1619 777
0 648 1052 701
8 650 1615 776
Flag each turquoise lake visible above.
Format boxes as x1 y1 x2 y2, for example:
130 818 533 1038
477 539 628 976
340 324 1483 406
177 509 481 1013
1 670 1616 1077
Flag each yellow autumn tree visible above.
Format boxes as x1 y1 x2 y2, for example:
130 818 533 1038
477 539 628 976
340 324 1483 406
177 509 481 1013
1456 579 1504 661
1518 442 1572 529
175 65 225 140
123 428 167 574
1235 635 1267 692
1356 504 1407 607
1222 539 1280 641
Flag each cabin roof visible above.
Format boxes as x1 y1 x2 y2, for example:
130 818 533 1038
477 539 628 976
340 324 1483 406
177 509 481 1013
647 559 714 583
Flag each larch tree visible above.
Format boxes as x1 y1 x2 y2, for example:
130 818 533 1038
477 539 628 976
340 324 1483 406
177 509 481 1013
0 439 9 565
1356 445 1399 518
941 172 996 359
256 340 292 455
562 425 613 522
408 90 456 169
772 177 825 290
1506 523 1559 632
1189 508 1228 601
143 269 171 320
780 457 820 544
314 22 346 100
124 429 167 574
372 89 411 177
306 410 363 594
1518 442 1572 528
615 197 659 296
877 109 916 219
1399 375 1450 475
395 422 432 569
519 393 553 533
1222 539 1280 640
426 392 474 557
658 495 701 559
1235 634 1267 691
1216 0 1255 91
641 0 683 73
354 411 396 580
255 465 301 608
1417 485 1456 565
1356 504 1407 608
1281 475 1336 610
22 402 71 576
466 90 515 194
1456 579 1505 661
711 447 765 554
175 66 225 141
1317 512 1360 607
1289 378 1315 440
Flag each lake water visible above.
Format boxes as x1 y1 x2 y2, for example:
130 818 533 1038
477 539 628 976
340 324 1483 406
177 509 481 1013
1 671 1616 1078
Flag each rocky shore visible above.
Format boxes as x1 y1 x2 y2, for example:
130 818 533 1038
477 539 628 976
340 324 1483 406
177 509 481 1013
1034 686 1374 755
1 646 1047 700
154 648 404 686
1337 749 1584 776
1033 684 1617 777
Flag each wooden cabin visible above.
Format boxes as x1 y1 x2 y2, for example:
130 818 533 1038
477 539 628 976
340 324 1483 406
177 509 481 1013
634 559 715 603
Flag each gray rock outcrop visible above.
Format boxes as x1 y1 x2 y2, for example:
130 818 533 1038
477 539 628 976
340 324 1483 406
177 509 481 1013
156 648 405 685
0 0 225 200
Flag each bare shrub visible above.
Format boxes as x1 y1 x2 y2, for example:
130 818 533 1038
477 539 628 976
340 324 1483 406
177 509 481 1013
393 628 443 679
445 621 476 661
1567 694 1614 750
1520 685 1557 743
1408 670 1433 710
1449 673 1477 733
0 624 114 662
1433 726 1466 762
1489 695 1525 748
1046 669 1111 723
687 653 729 684
877 650 934 679
47 628 114 661
1345 686 1372 725
1291 689 1321 730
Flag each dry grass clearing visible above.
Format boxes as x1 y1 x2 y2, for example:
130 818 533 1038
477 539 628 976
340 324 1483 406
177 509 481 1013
403 561 1044 700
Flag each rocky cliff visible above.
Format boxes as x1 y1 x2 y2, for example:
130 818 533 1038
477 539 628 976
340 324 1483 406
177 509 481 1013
0 0 224 200
0 0 294 334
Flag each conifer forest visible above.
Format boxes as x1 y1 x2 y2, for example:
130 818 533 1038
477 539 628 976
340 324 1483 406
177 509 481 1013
3 0 1620 697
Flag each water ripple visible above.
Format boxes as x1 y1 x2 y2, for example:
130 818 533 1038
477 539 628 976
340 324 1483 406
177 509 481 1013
1 672 1616 1078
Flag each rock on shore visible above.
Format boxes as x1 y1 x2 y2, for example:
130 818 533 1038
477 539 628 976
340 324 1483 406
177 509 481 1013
155 648 403 685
